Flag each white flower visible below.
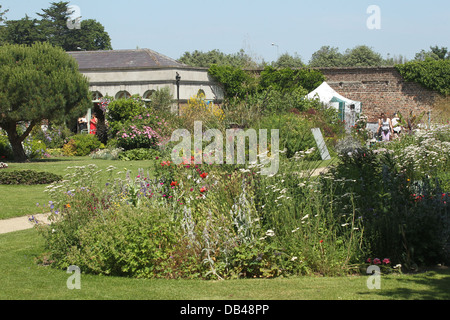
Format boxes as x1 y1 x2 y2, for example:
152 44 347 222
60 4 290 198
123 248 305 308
266 230 275 237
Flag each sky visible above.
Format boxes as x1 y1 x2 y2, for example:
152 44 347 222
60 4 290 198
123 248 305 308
1 0 449 63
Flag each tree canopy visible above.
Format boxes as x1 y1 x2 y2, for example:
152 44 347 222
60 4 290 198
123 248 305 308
414 46 450 61
0 1 112 51
178 49 259 68
308 46 343 68
0 42 92 161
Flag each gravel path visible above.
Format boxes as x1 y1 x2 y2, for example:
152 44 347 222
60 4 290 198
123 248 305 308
0 213 50 234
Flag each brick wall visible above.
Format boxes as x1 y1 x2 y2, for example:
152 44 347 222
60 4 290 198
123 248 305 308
316 67 440 123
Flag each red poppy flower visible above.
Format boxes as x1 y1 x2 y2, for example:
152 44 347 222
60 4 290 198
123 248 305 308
200 187 207 193
171 181 178 187
200 172 208 179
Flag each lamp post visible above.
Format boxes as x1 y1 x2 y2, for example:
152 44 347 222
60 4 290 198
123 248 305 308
271 43 279 60
176 72 181 115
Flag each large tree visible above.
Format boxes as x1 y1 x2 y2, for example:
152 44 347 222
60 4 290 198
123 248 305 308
0 1 112 51
308 46 344 67
0 42 91 162
342 45 384 67
272 52 304 69
2 16 46 46
37 1 112 51
179 49 259 68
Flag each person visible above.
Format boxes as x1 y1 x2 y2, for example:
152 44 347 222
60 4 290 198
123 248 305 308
90 114 98 135
391 112 402 139
78 117 87 133
377 112 393 142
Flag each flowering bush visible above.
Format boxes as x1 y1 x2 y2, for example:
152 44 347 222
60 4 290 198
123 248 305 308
116 113 172 151
180 92 225 132
386 124 450 181
33 123 450 279
363 257 402 274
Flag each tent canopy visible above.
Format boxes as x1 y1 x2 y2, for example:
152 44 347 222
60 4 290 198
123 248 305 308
306 82 362 113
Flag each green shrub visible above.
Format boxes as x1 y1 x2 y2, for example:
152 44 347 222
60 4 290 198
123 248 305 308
31 124 74 149
62 134 102 156
259 66 325 93
396 59 450 96
106 95 148 136
64 205 196 278
322 146 450 269
255 113 320 159
118 148 160 161
0 170 62 185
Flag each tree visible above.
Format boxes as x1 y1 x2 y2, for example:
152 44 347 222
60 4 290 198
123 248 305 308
0 4 8 44
308 46 344 67
415 46 449 61
179 49 258 68
1 16 46 46
0 42 91 162
70 19 112 51
0 4 7 22
272 52 304 69
37 1 112 51
342 45 384 67
1 1 112 51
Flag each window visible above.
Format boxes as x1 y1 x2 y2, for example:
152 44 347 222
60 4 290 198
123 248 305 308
143 90 156 102
115 91 131 99
91 91 103 102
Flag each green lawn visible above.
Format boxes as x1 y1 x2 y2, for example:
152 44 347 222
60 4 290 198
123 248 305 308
0 157 157 220
1 156 450 302
1 228 449 301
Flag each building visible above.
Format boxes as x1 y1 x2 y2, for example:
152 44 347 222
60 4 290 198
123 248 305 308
68 48 224 110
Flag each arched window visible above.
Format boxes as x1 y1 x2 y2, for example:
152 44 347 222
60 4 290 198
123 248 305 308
143 90 156 102
115 91 131 100
91 91 103 102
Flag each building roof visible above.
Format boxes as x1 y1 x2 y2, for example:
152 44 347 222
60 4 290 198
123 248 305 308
67 48 187 70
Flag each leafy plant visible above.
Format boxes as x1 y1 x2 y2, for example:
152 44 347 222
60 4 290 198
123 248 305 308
258 66 325 93
62 134 102 156
0 170 62 185
396 59 450 96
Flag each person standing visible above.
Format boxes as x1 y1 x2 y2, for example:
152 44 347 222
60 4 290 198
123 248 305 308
377 112 393 142
90 114 98 135
391 112 402 139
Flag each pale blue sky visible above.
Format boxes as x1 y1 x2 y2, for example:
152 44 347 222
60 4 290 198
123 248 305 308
1 0 449 63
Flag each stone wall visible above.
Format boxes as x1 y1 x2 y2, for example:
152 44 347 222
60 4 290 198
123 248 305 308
316 67 440 123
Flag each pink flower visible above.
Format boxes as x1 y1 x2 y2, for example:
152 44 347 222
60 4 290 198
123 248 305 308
383 258 390 265
373 258 381 265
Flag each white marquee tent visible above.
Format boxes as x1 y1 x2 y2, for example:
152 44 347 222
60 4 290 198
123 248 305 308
306 82 362 129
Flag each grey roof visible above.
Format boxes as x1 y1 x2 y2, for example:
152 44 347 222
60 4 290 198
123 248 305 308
67 49 187 70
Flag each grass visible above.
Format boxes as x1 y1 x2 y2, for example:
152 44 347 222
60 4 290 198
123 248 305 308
0 156 157 220
1 156 450 302
1 228 450 301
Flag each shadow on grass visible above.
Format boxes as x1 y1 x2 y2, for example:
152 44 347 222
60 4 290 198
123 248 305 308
359 267 450 300
7 157 83 164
